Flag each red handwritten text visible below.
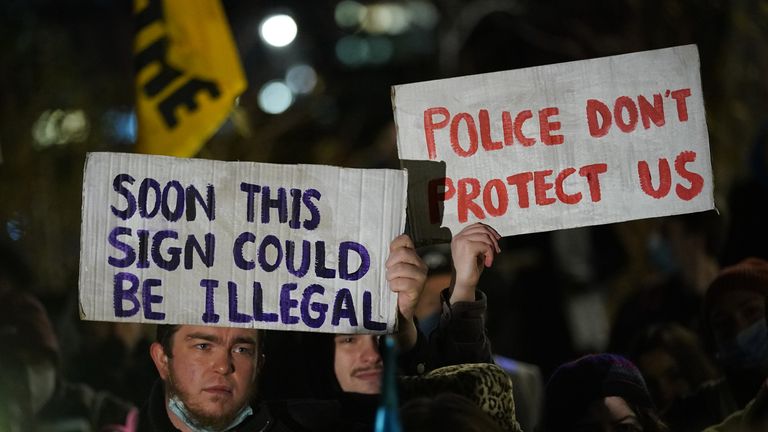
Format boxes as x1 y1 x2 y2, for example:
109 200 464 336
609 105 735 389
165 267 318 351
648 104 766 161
587 88 692 138
427 163 608 223
423 106 564 160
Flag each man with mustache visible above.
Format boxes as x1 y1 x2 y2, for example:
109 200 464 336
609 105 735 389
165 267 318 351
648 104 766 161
331 223 500 396
330 233 429 395
221 225 499 431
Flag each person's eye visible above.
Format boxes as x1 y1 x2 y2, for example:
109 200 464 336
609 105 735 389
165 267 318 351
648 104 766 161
194 343 210 350
336 336 355 344
233 346 255 356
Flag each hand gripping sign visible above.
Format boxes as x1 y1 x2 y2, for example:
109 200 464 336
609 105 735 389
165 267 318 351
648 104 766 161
79 153 407 334
393 44 714 243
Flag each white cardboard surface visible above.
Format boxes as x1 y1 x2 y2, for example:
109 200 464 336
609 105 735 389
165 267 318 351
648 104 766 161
79 153 407 334
393 45 714 242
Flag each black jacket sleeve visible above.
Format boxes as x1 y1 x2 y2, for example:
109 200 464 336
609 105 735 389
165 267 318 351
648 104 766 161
427 288 493 369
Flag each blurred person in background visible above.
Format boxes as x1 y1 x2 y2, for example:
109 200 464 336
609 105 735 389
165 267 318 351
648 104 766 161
706 258 768 405
623 323 720 430
664 257 768 431
66 321 156 407
702 378 768 432
610 211 723 355
0 237 137 432
541 353 669 432
700 260 768 431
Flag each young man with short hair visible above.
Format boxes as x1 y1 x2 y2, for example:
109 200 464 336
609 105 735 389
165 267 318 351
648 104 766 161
141 324 299 431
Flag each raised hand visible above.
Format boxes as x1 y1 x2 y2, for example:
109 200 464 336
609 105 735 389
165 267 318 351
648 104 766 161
450 223 501 303
386 234 427 349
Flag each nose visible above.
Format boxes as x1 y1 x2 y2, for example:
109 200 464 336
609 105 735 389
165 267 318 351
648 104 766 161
360 336 382 365
212 349 234 374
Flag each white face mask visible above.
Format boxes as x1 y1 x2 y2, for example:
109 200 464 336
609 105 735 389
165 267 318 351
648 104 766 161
167 395 253 432
26 361 56 414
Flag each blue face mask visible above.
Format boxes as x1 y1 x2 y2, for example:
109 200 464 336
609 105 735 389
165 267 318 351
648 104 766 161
168 395 253 432
717 319 768 371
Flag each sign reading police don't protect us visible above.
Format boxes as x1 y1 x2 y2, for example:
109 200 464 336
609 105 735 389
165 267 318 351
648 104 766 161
393 44 714 242
79 153 407 334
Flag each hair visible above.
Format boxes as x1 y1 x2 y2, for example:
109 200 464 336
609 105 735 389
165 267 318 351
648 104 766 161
155 324 181 357
400 393 505 432
626 323 719 396
303 333 384 398
542 354 670 432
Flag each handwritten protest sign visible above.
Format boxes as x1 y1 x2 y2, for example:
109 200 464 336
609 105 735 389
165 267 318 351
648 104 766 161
393 44 714 243
79 153 407 334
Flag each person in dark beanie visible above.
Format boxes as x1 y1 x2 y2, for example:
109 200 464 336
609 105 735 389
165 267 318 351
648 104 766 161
541 353 669 432
663 257 768 431
704 258 768 406
694 257 768 432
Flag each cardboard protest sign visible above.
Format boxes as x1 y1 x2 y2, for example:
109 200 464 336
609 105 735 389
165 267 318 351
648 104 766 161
79 153 407 334
393 44 714 243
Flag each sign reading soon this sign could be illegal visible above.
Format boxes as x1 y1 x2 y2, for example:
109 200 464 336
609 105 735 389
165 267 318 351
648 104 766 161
78 152 407 334
393 44 714 243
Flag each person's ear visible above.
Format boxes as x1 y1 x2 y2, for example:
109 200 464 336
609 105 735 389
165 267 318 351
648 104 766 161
150 341 170 380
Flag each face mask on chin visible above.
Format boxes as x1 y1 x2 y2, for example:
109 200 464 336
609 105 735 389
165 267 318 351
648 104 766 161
717 319 768 373
167 395 253 432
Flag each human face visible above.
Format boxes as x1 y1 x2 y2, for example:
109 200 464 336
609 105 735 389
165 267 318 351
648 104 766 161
710 290 766 345
333 334 383 394
150 325 261 430
636 348 689 411
574 396 644 432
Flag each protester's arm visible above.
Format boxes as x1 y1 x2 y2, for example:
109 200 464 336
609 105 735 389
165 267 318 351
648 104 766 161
449 223 500 304
431 223 500 367
386 234 427 352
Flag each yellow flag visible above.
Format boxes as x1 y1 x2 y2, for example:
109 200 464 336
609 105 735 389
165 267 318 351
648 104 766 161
133 0 246 157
